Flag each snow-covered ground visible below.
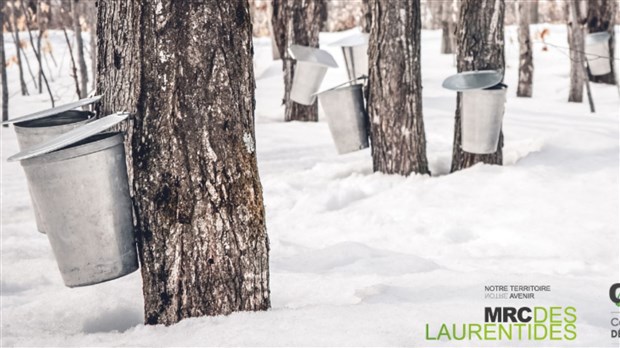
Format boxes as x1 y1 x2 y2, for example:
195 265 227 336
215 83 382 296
1 25 619 347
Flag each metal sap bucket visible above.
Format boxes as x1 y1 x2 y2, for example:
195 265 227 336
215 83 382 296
13 110 93 233
9 114 137 287
442 70 506 154
289 45 339 105
461 84 507 154
585 32 612 76
318 83 369 154
330 33 369 81
2 96 102 233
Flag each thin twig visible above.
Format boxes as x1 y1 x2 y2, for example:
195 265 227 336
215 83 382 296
62 27 81 98
20 1 55 107
536 39 620 62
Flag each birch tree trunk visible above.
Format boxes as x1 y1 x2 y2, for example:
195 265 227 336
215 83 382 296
97 0 270 326
566 0 584 103
1 5 8 125
586 0 616 85
367 0 430 176
272 0 322 122
450 0 505 172
72 0 88 97
517 1 533 97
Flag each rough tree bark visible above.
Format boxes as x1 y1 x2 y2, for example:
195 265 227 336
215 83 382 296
451 0 505 172
517 1 533 97
1 4 8 126
586 0 616 85
566 0 585 103
10 2 28 95
360 0 371 33
272 0 322 122
367 0 430 176
440 0 456 54
97 0 270 326
72 0 88 97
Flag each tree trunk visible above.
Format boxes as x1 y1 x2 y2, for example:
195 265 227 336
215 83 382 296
11 3 28 96
85 0 97 90
97 0 270 326
530 0 539 24
428 0 442 30
1 5 8 126
517 1 533 97
360 0 371 33
271 0 286 60
586 0 616 85
440 0 456 54
272 0 322 122
450 0 505 172
72 0 88 97
566 0 584 103
367 0 430 176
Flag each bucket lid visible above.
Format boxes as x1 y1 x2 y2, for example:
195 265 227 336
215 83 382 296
288 45 339 68
585 31 610 45
441 70 503 91
1 95 102 126
329 33 369 48
8 112 129 162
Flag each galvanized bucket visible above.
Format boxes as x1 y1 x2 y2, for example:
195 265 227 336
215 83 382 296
291 64 328 105
18 132 137 287
461 84 507 154
330 33 369 81
318 83 369 154
585 32 611 76
289 45 339 105
13 110 93 234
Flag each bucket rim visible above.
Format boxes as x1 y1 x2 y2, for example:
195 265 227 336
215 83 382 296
315 82 364 97
8 112 129 162
463 84 508 94
20 132 124 166
13 110 94 129
442 70 503 91
1 95 102 126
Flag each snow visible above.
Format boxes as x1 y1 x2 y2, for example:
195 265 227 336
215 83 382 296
2 25 619 346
